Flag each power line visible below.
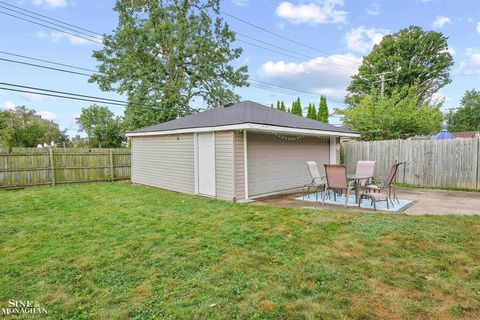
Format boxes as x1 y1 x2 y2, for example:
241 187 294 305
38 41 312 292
0 51 98 73
0 82 210 112
0 82 129 104
0 5 333 99
236 33 357 71
0 86 129 107
0 58 93 77
0 10 103 45
0 51 324 99
221 10 359 65
251 80 318 96
236 32 313 60
250 83 302 96
0 1 101 36
0 3 356 71
1 3 356 75
0 4 102 41
236 39 305 61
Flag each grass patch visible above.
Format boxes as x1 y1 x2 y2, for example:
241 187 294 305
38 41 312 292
1 182 480 319
394 182 480 193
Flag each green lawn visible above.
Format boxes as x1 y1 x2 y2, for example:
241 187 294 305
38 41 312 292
1 183 480 319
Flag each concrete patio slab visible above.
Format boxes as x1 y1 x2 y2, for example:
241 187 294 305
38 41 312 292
255 187 480 215
396 188 480 215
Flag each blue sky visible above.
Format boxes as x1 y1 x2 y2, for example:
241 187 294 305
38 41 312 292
1 0 480 137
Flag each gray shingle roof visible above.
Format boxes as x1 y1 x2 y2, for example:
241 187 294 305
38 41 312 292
129 100 357 135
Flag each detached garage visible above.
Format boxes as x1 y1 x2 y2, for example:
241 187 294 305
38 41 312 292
126 101 359 201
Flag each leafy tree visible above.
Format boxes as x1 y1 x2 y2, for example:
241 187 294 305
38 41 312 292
306 103 317 120
291 97 303 116
0 106 65 148
317 95 329 123
90 0 249 131
77 105 123 148
347 26 453 104
445 89 480 132
310 103 317 120
336 86 443 140
280 101 286 111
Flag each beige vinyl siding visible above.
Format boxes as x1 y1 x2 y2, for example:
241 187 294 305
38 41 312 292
247 132 330 197
131 134 195 194
215 132 235 200
233 131 245 200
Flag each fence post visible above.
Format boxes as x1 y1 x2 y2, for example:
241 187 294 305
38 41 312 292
49 148 56 186
109 149 114 182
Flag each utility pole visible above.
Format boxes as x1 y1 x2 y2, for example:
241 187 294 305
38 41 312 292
374 71 393 97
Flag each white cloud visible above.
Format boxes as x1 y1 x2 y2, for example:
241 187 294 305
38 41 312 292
32 0 68 8
21 92 51 102
345 26 388 53
36 31 102 45
260 53 361 102
35 111 57 121
275 0 347 25
432 16 451 28
2 101 16 111
231 0 249 7
366 3 380 16
477 22 480 34
454 49 480 76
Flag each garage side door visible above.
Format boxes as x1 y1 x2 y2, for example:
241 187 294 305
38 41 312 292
247 132 330 197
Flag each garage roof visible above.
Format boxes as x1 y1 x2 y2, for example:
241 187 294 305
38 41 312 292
127 100 358 137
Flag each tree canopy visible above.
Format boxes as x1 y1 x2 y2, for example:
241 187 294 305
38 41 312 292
90 0 249 131
337 86 443 140
77 105 123 148
306 103 317 120
0 106 66 148
291 97 303 116
347 26 453 104
276 100 286 112
445 89 480 132
317 95 329 123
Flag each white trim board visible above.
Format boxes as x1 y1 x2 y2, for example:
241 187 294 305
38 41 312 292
126 123 360 138
193 132 199 194
329 137 337 164
243 129 249 200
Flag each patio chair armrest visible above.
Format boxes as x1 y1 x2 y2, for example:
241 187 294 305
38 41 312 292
312 177 326 185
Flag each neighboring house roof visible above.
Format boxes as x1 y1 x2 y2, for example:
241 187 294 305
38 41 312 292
451 131 480 139
127 100 359 137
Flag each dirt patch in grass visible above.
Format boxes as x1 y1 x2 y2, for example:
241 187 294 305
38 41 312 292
257 300 276 313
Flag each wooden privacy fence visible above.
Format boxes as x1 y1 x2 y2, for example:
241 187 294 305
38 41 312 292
342 138 480 189
0 148 131 188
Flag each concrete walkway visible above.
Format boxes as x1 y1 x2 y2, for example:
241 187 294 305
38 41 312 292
396 188 480 215
256 187 480 215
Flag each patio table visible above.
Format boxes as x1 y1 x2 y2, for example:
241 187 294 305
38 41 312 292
347 174 374 203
